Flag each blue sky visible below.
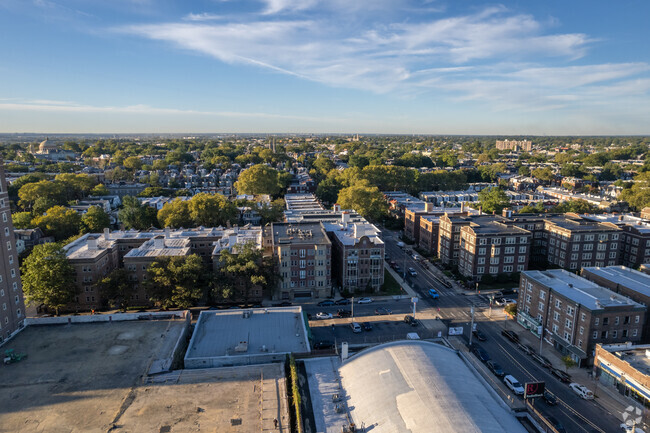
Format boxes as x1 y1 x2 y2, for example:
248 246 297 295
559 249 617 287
0 0 649 134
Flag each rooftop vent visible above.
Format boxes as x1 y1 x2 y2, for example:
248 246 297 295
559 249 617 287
234 341 248 352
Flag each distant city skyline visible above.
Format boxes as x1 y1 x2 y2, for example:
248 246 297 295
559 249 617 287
0 0 649 134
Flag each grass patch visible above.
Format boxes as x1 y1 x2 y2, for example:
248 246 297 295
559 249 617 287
378 269 403 295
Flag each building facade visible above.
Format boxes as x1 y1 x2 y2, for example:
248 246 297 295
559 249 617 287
0 159 26 342
517 270 645 365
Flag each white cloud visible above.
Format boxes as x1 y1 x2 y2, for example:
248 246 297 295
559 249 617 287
183 13 225 22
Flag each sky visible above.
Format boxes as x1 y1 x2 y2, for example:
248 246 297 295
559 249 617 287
0 0 649 135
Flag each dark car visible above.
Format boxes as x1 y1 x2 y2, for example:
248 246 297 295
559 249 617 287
472 329 487 341
551 367 572 383
375 307 392 315
334 298 351 305
278 301 292 307
531 353 552 368
501 329 519 343
404 315 419 326
487 360 505 377
337 309 351 318
313 341 335 350
547 416 566 433
362 322 373 331
516 343 535 355
543 391 557 405
472 346 491 363
317 300 335 307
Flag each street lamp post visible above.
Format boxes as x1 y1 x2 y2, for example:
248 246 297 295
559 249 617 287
469 306 475 346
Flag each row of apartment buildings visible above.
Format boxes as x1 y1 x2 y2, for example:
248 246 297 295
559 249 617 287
516 266 650 366
61 207 384 311
406 206 650 281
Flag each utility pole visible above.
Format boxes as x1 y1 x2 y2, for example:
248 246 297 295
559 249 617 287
351 297 354 319
469 306 475 346
538 325 544 355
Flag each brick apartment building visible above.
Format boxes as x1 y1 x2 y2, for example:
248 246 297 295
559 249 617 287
581 266 650 342
542 215 621 271
438 214 509 267
0 159 26 342
324 216 384 293
582 214 650 268
64 227 260 311
270 222 332 300
517 269 645 365
458 220 531 280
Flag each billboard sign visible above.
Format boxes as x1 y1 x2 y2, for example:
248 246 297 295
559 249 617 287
524 381 545 399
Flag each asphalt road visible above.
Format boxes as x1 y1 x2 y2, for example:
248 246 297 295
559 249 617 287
380 229 621 433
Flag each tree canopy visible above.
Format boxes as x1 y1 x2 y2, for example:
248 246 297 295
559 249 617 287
337 180 388 221
478 187 510 214
235 164 285 195
119 196 159 230
144 255 205 309
21 243 76 315
96 269 134 311
81 206 111 233
32 206 82 240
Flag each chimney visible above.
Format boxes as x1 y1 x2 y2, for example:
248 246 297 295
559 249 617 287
342 212 350 224
103 228 110 241
425 202 433 212
502 208 513 218
333 203 341 212
154 236 165 249
479 206 482 215
461 202 465 213
353 224 358 238
164 227 171 239
87 237 97 250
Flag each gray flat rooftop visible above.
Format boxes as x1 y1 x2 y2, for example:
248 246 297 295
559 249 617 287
271 222 330 245
186 307 310 360
0 320 187 433
583 266 650 298
523 269 645 311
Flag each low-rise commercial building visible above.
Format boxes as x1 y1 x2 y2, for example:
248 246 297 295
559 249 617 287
518 270 646 365
594 343 650 406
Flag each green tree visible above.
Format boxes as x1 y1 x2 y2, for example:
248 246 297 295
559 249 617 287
21 243 76 315
90 184 109 196
54 173 97 200
18 180 65 210
123 156 143 171
96 269 134 311
32 206 82 240
519 202 545 214
256 198 285 224
138 186 169 197
12 212 33 229
145 255 205 309
235 164 284 195
152 159 167 170
337 180 388 221
81 206 111 233
551 199 598 214
157 199 193 228
561 354 577 373
531 167 555 183
119 196 159 230
188 193 238 227
518 166 531 176
478 187 510 214
215 242 274 302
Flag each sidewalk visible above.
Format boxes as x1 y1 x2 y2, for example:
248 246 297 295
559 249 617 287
510 320 632 424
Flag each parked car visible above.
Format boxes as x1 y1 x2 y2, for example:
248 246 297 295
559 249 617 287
472 328 487 341
394 265 402 274
531 353 552 369
276 301 292 307
503 298 517 306
404 315 419 326
551 368 572 383
315 312 333 320
375 307 392 315
487 360 505 377
389 260 397 268
501 330 519 343
357 297 373 304
504 375 525 396
408 267 418 277
317 300 335 307
313 341 335 350
569 383 594 399
543 391 557 405
493 298 506 306
412 254 421 261
350 322 362 333
428 288 440 299
337 309 351 318
334 298 351 305
472 346 491 363
397 241 405 248
547 416 567 433
517 342 534 355
361 322 373 331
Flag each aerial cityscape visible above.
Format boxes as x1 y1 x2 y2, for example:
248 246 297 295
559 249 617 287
1 1 650 433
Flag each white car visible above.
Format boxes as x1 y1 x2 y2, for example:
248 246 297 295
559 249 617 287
504 375 525 396
569 382 594 399
357 297 373 304
315 312 333 320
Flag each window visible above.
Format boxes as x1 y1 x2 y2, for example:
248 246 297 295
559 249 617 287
595 317 599 325
567 306 574 316
612 330 618 338
540 291 546 300
553 312 560 321
623 329 628 338
636 315 640 324
555 299 562 308
565 319 572 328
539 302 544 311
489 266 498 274
563 331 571 342
593 331 598 339
519 246 527 254
624 316 630 325
615 316 620 325
603 317 609 325
526 295 532 303
601 331 608 339
579 326 584 335
633 329 638 337
8 255 13 265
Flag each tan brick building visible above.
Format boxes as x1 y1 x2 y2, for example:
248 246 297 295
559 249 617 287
271 222 332 300
517 269 645 365
594 343 650 406
0 159 26 342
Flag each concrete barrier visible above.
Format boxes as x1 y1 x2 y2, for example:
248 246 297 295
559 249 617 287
24 310 190 326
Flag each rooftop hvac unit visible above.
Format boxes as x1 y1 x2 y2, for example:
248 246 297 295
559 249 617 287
234 341 248 352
